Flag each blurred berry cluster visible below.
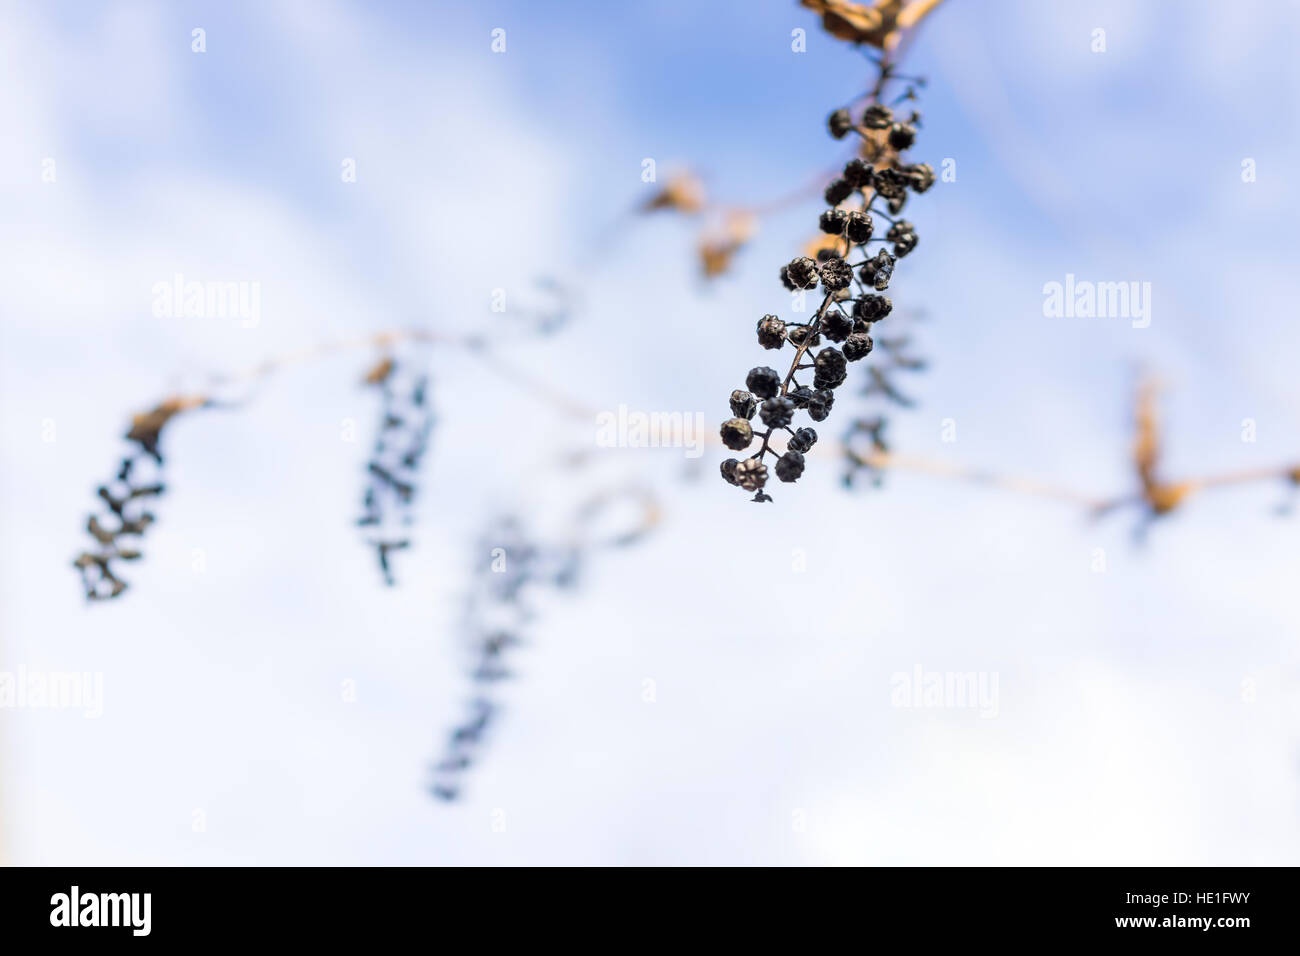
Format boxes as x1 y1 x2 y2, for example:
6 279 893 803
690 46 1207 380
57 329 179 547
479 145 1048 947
357 357 435 585
720 95 932 501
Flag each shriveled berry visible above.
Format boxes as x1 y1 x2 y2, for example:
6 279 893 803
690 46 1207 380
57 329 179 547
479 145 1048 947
760 396 795 429
844 210 873 244
892 231 918 256
745 366 781 399
813 347 848 389
779 264 796 291
824 178 853 206
787 326 822 349
828 108 853 139
775 450 805 483
787 427 818 454
808 389 834 421
729 389 758 419
858 249 895 290
821 311 852 342
720 458 740 485
788 385 814 409
734 457 768 491
903 162 935 193
872 167 907 199
843 332 874 361
843 157 874 188
862 103 892 129
786 256 820 290
720 417 754 451
756 314 786 349
854 293 893 322
818 208 848 235
888 122 916 150
818 256 853 291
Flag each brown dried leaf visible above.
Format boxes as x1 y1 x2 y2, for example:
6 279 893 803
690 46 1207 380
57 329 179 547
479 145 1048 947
801 0 943 51
643 172 706 215
364 356 395 386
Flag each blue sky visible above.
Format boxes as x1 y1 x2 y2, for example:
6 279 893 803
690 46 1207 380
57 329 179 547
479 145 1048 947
1 0 1298 864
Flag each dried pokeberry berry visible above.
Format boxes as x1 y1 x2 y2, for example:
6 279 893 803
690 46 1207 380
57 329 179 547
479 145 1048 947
888 122 916 150
807 389 834 422
787 427 818 454
734 457 767 491
862 103 892 129
745 366 781 399
720 417 754 451
786 256 820 290
720 458 740 485
858 249 895 290
729 389 758 419
775 450 805 483
787 326 821 349
843 332 874 361
844 211 873 244
854 293 893 322
760 396 795 429
756 315 786 349
813 347 848 390
843 157 874 188
821 311 853 343
788 385 814 409
872 167 907 199
903 162 935 193
819 208 848 235
828 108 853 139
818 256 853 291
779 264 797 291
887 221 918 257
824 178 853 206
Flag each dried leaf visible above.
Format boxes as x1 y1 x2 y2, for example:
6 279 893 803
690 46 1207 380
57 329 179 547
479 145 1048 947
800 0 944 51
363 356 395 386
643 171 705 215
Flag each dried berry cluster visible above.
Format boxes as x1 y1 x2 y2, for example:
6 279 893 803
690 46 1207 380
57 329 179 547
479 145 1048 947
430 516 580 801
357 358 435 585
720 95 932 501
73 397 207 600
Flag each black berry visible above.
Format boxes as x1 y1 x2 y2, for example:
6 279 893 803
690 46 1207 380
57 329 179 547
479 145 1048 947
843 157 874 188
828 108 853 139
786 256 820 290
813 347 848 389
729 389 758 419
775 451 805 483
720 417 754 451
756 315 786 349
819 208 848 235
862 103 892 129
760 396 795 429
818 256 853 291
824 178 853 206
787 427 818 454
745 366 781 399
854 294 893 322
844 210 873 244
843 332 874 361
888 122 916 150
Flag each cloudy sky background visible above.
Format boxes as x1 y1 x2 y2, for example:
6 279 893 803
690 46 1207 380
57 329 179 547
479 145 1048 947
2 0 1298 864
